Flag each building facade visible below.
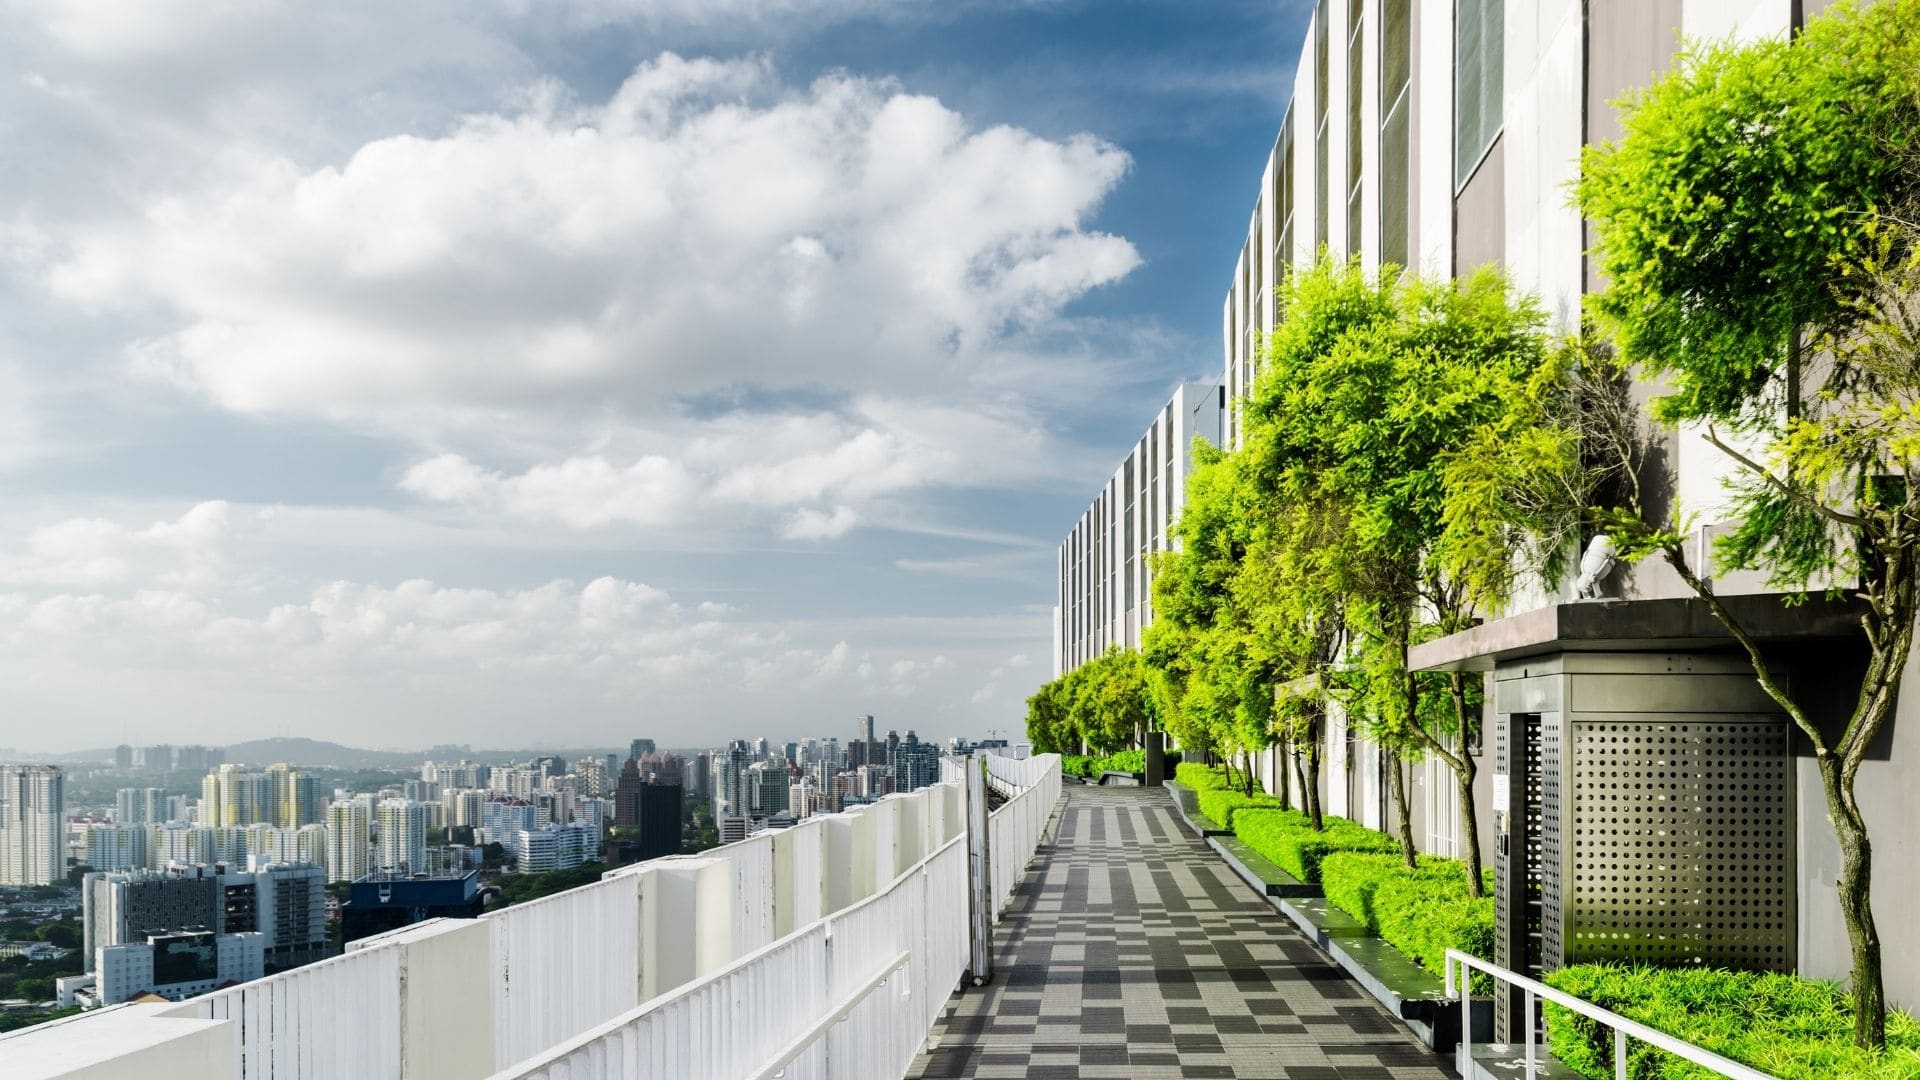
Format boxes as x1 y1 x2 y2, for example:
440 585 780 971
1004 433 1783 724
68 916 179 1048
0 764 65 886
376 799 427 875
1196 0 1917 1022
1053 382 1222 677
325 800 371 884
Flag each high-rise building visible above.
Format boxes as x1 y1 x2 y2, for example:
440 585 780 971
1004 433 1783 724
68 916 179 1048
719 741 751 817
84 824 147 872
512 822 596 874
628 738 656 762
201 765 276 828
112 745 133 770
750 764 789 817
0 765 64 886
326 801 371 884
689 752 713 798
1053 382 1222 676
115 787 166 826
146 822 214 869
265 764 323 827
375 800 427 875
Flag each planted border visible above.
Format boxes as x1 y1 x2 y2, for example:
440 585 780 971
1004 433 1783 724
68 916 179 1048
1232 808 1397 883
1544 965 1920 1080
1319 851 1493 993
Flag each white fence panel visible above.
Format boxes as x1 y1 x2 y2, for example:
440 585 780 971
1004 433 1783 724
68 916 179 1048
484 872 642 1069
987 754 1060 920
169 940 401 1080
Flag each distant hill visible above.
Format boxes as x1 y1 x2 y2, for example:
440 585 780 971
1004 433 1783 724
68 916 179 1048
221 737 423 770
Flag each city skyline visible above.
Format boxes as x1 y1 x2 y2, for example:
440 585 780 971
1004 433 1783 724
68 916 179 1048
0 1 1309 751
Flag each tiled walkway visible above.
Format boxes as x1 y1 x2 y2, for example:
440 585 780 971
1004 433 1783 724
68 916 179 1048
908 785 1455 1080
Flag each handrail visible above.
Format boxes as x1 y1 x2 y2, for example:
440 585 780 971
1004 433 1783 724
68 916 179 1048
748 950 911 1080
498 829 969 1076
1443 949 1778 1080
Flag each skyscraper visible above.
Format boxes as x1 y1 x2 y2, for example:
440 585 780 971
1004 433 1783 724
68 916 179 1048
326 801 371 883
376 800 427 876
0 765 64 886
629 738 656 762
115 787 166 826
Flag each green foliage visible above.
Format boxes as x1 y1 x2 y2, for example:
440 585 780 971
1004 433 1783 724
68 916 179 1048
1578 0 1920 425
1320 851 1494 993
1195 787 1281 829
1062 748 1177 779
1174 763 1229 791
1231 808 1396 883
1544 965 1920 1080
1025 647 1156 755
493 862 609 907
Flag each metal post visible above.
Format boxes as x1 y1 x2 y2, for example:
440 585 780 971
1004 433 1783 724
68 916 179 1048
1614 1027 1628 1080
965 752 993 986
1525 989 1536 1078
1459 957 1471 1075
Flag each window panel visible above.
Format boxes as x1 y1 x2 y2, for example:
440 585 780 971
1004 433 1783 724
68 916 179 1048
1454 0 1504 190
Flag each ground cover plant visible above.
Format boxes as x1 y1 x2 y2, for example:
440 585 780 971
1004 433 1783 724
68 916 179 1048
1231 808 1396 882
1319 851 1493 992
1545 965 1920 1079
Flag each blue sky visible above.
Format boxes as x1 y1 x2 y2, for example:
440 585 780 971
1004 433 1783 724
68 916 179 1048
0 0 1308 752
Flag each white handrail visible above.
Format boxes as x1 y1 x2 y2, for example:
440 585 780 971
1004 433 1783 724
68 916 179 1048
748 950 910 1080
1442 949 1778 1080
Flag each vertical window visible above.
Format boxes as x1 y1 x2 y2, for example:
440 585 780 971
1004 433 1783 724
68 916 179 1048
1455 0 1504 190
1381 0 1411 268
1274 108 1295 325
1347 0 1364 259
1314 0 1330 251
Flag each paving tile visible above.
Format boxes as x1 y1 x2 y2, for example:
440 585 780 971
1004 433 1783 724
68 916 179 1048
904 787 1458 1080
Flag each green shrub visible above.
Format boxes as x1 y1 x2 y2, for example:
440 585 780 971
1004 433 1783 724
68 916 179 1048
1232 808 1397 882
1062 755 1096 778
1195 786 1281 828
1319 851 1495 994
1174 762 1228 790
1099 748 1146 773
1544 965 1920 1080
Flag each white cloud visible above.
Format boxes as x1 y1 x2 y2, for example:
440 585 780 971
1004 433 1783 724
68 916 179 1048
41 53 1136 434
0 501 229 588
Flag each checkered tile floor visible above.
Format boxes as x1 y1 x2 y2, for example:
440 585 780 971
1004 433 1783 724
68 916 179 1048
907 786 1456 1079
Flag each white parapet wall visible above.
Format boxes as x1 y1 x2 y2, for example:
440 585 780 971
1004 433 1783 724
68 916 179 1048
0 755 1062 1080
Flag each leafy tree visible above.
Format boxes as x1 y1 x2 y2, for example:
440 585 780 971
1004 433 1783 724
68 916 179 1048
1245 258 1553 889
1579 0 1920 1049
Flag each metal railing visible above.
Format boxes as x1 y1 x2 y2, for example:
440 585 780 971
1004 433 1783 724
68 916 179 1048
986 756 1060 920
1443 950 1777 1080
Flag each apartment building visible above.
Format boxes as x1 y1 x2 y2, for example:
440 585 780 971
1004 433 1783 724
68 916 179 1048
1053 382 1222 677
0 764 64 886
1211 0 1911 1023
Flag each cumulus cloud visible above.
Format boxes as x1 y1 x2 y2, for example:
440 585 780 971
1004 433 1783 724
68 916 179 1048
45 53 1136 431
0 501 230 589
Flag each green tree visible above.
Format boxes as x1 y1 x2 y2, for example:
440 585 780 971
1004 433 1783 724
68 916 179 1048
1246 258 1553 889
1579 0 1920 1048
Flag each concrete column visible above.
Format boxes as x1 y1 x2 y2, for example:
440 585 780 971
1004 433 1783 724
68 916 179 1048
386 919 492 1080
1144 731 1167 786
637 857 730 1000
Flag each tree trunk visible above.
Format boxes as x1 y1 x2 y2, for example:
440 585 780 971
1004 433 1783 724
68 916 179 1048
1449 672 1485 899
1300 708 1325 830
1388 751 1417 868
1823 758 1886 1049
1275 732 1292 810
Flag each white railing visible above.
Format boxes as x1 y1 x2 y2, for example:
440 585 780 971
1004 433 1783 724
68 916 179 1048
4 757 1058 1080
987 754 1060 920
1443 950 1777 1080
495 809 975 1079
169 934 403 1079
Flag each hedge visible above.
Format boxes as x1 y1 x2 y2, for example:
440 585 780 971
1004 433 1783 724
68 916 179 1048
1319 851 1494 993
1174 762 1228 790
1195 787 1281 828
1064 749 1184 779
1231 808 1397 883
1544 965 1920 1080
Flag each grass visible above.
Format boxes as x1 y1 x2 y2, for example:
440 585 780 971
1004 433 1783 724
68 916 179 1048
1544 965 1920 1079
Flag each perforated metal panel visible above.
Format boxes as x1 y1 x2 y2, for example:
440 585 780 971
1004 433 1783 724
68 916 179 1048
1537 715 1560 971
1563 719 1794 970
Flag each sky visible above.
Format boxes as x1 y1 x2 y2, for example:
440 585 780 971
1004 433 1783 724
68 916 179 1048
0 0 1308 753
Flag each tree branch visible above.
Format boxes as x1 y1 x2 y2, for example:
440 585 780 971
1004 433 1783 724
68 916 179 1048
1702 425 1871 530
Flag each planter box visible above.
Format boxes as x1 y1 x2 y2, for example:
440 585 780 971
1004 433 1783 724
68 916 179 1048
1097 770 1143 786
1164 782 1232 837
1206 835 1320 899
1460 1042 1582 1079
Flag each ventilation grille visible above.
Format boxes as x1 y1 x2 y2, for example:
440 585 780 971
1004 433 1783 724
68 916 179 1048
1537 714 1559 971
1565 720 1793 970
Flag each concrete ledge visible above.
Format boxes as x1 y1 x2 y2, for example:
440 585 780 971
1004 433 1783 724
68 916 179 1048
1460 1041 1582 1079
1164 782 1232 837
1206 835 1321 899
1411 594 1868 672
1097 770 1143 786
